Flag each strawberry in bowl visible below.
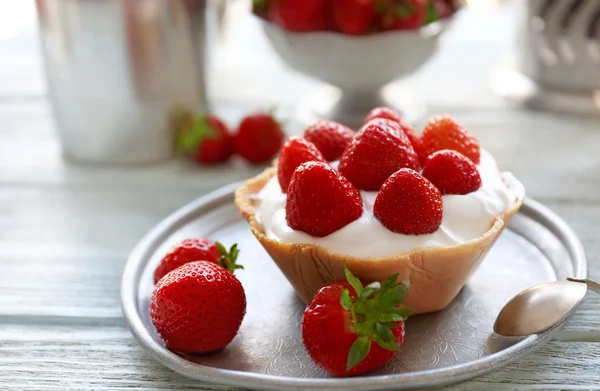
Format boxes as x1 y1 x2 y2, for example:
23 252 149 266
251 0 461 126
235 109 525 314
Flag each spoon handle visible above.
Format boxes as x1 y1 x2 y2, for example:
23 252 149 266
567 278 600 294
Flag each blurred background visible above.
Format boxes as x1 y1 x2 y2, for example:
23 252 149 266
1 0 599 196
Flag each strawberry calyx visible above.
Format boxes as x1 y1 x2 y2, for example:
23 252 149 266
215 242 243 273
340 263 413 372
177 114 217 155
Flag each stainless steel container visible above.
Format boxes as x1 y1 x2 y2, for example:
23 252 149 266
495 0 600 114
37 0 210 163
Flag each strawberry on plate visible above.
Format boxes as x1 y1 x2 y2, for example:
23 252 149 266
332 0 376 35
234 111 285 164
419 114 481 164
422 149 482 195
153 238 242 284
303 120 355 161
364 107 421 152
375 0 427 30
269 0 331 32
374 168 443 234
339 118 420 191
150 261 246 353
286 161 363 237
302 264 413 376
178 114 234 164
277 136 326 192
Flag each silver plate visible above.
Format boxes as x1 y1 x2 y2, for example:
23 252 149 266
121 183 587 391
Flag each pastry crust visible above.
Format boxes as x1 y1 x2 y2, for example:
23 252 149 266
235 167 523 314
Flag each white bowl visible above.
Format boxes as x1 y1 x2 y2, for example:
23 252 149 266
258 17 453 126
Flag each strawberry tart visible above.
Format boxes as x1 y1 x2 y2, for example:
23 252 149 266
235 109 525 314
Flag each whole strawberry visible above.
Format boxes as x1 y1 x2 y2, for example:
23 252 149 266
234 111 285 164
269 0 331 32
375 0 427 30
339 119 420 191
332 0 375 35
150 261 246 353
178 115 234 164
303 120 354 161
364 107 421 152
374 168 443 234
422 149 482 195
277 136 326 192
419 114 480 164
286 162 363 237
302 264 413 376
153 238 242 284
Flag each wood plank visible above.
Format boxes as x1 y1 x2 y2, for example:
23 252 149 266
0 325 598 390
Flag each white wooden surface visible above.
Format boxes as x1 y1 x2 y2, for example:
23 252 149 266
1 2 599 390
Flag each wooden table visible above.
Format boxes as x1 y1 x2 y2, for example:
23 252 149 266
1 3 599 390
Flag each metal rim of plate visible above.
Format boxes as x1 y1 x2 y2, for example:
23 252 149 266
121 183 587 391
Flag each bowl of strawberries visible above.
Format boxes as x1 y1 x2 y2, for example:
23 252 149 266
253 0 460 127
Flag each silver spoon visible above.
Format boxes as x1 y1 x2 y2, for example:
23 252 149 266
493 278 600 337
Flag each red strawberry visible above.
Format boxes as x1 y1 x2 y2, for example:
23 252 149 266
269 0 331 32
420 114 481 164
278 137 327 192
153 238 242 284
178 115 234 164
150 261 246 353
332 0 376 35
234 111 285 164
375 0 427 30
302 264 413 376
422 150 482 195
303 120 355 161
339 119 420 191
364 107 421 151
286 162 363 237
374 168 443 234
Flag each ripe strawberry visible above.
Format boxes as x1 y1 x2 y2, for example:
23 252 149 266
150 261 246 353
374 168 443 234
420 114 481 164
375 0 427 30
332 0 376 35
286 162 363 237
269 0 331 32
277 137 326 192
422 150 482 195
339 119 420 191
153 238 242 284
303 120 354 161
302 264 413 376
234 111 285 164
178 115 234 164
364 107 421 151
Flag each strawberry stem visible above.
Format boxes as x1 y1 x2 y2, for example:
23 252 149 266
216 242 243 273
341 263 414 372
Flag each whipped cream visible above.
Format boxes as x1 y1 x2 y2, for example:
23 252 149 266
256 149 525 258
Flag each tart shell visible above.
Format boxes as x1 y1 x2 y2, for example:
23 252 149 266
235 167 523 314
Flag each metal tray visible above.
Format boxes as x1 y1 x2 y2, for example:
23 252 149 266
121 183 587 391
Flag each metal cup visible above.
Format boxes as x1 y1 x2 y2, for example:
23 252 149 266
36 0 210 164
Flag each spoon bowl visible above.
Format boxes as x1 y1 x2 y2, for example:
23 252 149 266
494 279 589 337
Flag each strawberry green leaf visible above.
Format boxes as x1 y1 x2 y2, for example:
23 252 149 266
344 263 363 296
379 273 399 292
379 305 414 322
379 281 409 307
216 242 243 273
347 336 371 372
357 281 381 304
374 323 400 351
340 289 354 310
426 0 438 24
374 0 387 13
